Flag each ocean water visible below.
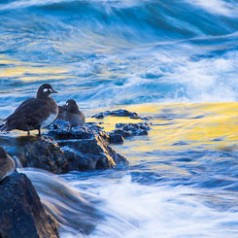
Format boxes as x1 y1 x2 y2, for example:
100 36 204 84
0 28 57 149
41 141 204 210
1 0 238 237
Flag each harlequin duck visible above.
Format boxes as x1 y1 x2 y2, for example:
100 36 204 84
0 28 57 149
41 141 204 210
0 147 15 182
0 84 58 136
58 99 85 129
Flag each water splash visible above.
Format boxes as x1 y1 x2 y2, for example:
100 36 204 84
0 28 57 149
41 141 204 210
19 168 103 235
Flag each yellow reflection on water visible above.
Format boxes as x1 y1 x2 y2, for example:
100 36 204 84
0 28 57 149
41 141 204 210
1 66 69 79
0 55 70 82
89 102 238 154
3 102 238 158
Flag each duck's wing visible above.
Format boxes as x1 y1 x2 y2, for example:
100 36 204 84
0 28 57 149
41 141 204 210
4 99 49 131
14 98 35 113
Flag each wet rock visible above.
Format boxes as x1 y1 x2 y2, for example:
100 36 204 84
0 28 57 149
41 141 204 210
110 129 132 138
48 129 93 140
91 109 151 144
0 172 58 238
50 126 128 170
0 122 128 173
108 122 150 143
26 170 103 235
16 136 69 174
48 120 103 139
172 141 189 146
108 133 124 144
92 109 140 119
116 122 150 132
0 115 129 173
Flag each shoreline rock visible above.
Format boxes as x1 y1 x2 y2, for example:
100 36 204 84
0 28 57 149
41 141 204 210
49 123 128 171
0 172 59 238
0 123 128 174
0 110 150 173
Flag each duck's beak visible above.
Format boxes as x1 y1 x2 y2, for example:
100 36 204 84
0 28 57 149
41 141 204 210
51 88 58 93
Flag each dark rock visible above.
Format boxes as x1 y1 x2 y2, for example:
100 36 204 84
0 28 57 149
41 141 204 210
57 130 128 170
135 130 148 136
108 133 124 144
92 109 140 119
0 172 58 238
0 122 128 173
106 122 151 144
48 123 128 170
116 123 150 132
26 170 103 235
110 122 150 139
92 112 104 119
110 129 132 138
16 136 69 174
48 129 93 140
49 124 128 171
172 141 189 146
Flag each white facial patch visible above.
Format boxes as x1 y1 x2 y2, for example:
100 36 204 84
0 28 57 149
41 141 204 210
43 88 49 93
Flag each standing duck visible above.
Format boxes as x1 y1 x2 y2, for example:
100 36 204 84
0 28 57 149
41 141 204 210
0 84 58 136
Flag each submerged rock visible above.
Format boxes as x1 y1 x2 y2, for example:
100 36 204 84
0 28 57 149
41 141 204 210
108 122 151 144
92 109 140 119
108 133 124 144
0 172 58 238
115 122 150 136
91 109 151 144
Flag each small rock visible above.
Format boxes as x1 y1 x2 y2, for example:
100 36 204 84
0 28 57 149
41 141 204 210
108 133 124 144
92 109 139 119
113 122 150 137
111 129 132 138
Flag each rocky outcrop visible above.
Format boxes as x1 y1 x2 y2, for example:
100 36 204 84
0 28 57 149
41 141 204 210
16 136 69 174
0 110 151 173
92 109 151 144
0 122 128 174
0 172 58 238
108 122 151 144
48 123 128 171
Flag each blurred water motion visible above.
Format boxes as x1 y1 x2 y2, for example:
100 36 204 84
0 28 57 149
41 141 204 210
1 0 238 237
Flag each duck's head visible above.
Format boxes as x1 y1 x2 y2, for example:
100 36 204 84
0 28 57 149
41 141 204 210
37 84 57 99
65 99 79 113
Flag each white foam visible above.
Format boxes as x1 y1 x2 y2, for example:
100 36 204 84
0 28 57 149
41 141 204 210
60 175 238 238
185 0 238 17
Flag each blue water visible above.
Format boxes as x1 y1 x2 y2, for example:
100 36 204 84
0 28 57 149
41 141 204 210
1 0 238 237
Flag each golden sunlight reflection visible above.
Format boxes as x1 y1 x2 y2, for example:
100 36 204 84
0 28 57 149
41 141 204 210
0 55 70 82
2 103 238 162
89 103 238 162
